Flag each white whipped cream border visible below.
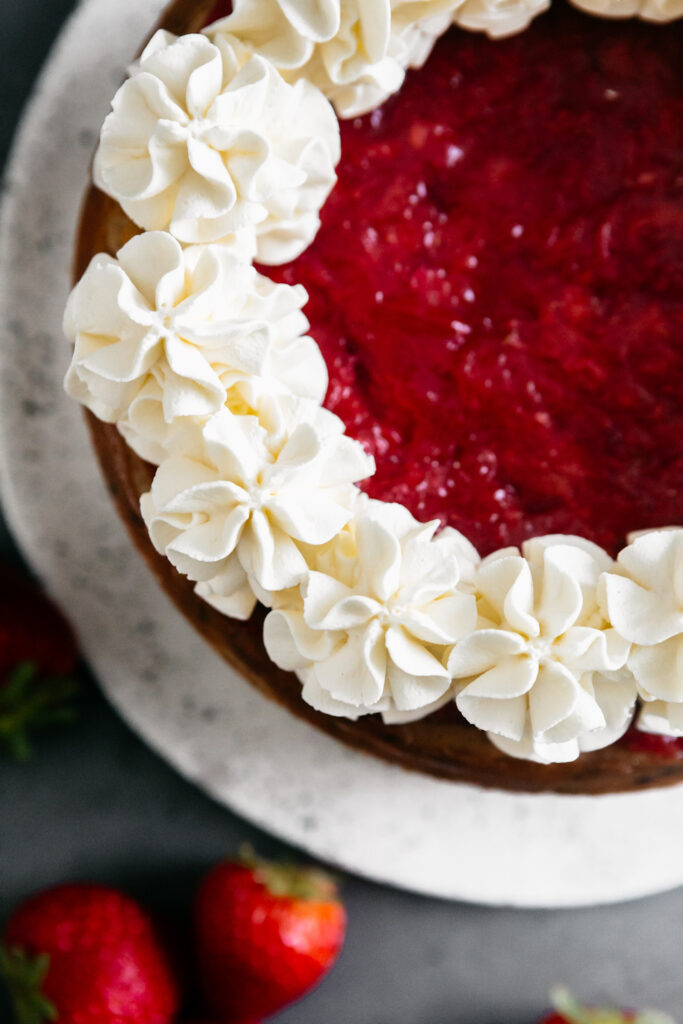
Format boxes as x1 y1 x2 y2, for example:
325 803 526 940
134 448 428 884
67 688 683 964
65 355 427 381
64 3 683 764
204 0 681 118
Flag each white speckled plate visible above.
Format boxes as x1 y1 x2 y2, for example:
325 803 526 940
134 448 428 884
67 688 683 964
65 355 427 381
2 0 683 908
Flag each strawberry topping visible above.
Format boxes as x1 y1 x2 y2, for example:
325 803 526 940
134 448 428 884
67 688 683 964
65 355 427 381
266 6 683 557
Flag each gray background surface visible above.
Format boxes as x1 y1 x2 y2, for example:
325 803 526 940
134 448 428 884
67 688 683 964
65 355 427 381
1 1 681 1020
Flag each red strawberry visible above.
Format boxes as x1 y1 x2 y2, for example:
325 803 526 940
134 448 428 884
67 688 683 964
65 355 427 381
194 849 346 1022
538 987 672 1024
0 884 181 1024
0 563 77 676
0 563 80 760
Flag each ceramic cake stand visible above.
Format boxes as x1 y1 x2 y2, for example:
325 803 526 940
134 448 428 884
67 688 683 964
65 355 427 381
2 0 683 908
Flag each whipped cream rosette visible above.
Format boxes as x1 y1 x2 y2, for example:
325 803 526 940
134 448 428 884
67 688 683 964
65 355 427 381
205 0 459 117
94 30 340 261
141 399 374 617
264 500 479 720
448 537 635 763
453 0 549 36
599 529 683 738
64 232 326 464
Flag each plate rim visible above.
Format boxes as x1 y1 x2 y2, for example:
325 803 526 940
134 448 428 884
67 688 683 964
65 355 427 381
2 0 683 909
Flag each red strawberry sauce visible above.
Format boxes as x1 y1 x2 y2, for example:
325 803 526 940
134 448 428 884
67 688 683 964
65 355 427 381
622 722 683 759
261 4 683 557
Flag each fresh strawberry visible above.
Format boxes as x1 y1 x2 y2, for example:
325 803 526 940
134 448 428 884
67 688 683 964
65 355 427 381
539 987 674 1024
0 563 80 760
194 849 346 1022
0 884 181 1024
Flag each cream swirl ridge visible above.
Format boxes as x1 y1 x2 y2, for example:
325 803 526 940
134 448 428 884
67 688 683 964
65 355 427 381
569 0 683 20
94 31 340 261
448 537 635 763
452 0 549 38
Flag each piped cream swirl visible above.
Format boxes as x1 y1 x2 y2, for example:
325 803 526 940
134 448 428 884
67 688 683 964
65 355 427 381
449 537 635 763
264 500 479 719
64 232 326 464
94 31 340 262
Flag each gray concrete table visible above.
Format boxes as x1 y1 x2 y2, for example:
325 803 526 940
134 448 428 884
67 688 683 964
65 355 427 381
1 2 681 1020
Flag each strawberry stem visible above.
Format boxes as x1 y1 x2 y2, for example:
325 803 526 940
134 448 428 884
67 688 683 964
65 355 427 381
550 988 597 1024
0 946 57 1024
239 844 339 901
550 987 675 1024
0 662 81 761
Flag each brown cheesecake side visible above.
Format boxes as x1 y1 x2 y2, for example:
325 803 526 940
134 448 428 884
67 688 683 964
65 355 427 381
72 0 683 795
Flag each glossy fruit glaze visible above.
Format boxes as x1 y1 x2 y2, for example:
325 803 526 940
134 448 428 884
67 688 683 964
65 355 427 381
263 4 682 557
